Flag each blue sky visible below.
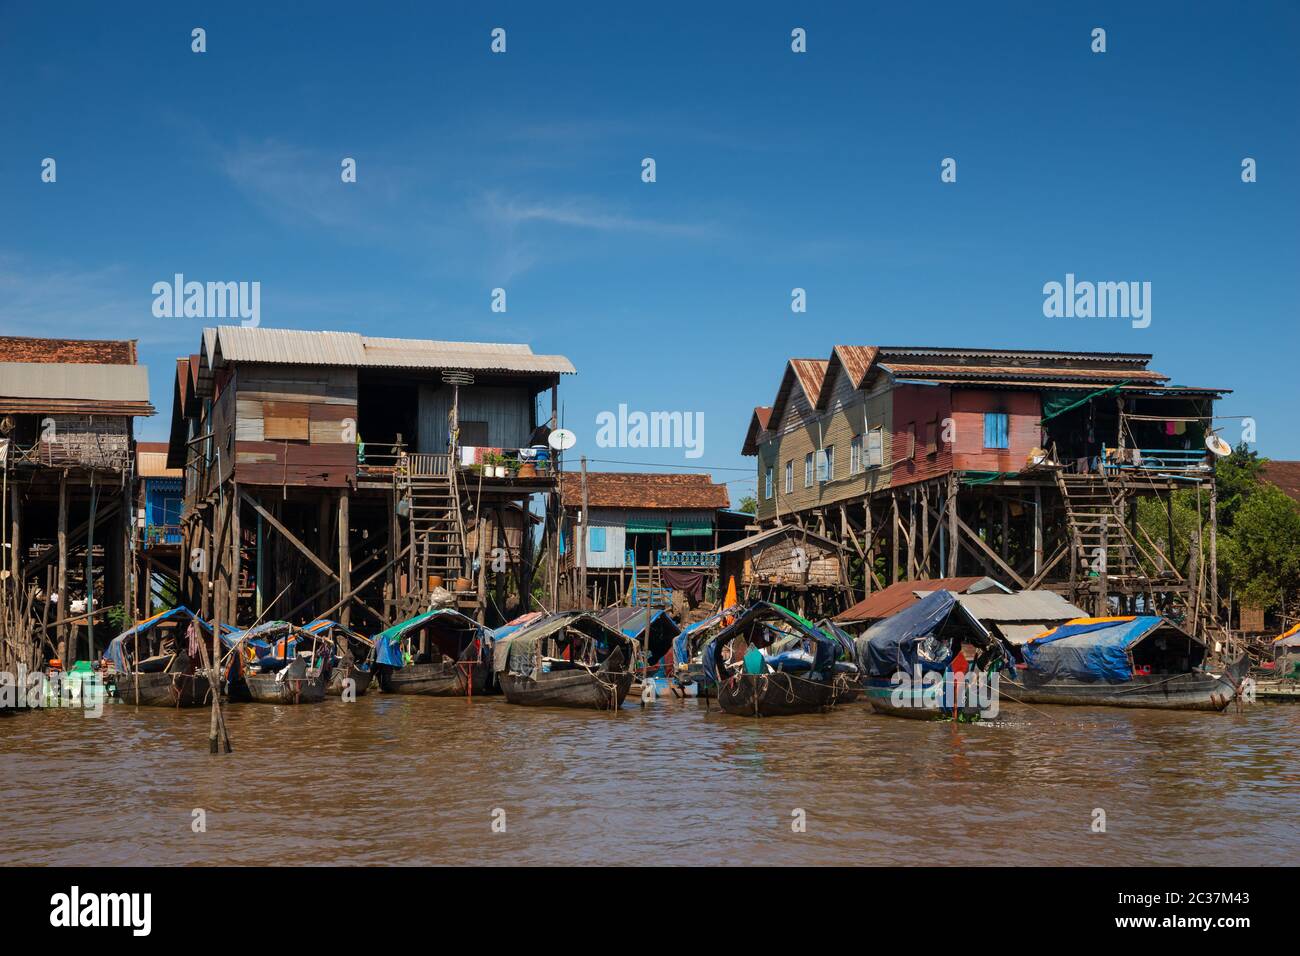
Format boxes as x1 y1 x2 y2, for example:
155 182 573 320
2 1 1296 503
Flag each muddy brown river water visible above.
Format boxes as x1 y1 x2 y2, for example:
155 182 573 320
1 696 1296 866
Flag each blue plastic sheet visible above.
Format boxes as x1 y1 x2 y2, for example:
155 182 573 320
1022 616 1160 683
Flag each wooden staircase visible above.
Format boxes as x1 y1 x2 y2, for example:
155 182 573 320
1054 471 1236 656
398 454 469 599
1055 471 1149 605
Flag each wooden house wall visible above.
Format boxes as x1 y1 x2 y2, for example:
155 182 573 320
754 368 892 522
232 364 357 487
889 382 954 487
747 534 842 587
417 384 535 454
950 389 1042 473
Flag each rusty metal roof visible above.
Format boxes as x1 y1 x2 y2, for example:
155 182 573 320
202 326 575 376
836 577 1009 622
741 406 773 456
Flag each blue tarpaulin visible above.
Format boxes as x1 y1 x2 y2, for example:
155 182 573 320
104 606 211 672
856 590 965 677
1022 616 1161 683
373 609 487 669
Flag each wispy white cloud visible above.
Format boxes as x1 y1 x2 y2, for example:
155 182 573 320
479 191 718 238
0 256 193 349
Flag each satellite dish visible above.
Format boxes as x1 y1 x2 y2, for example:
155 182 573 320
1206 433 1232 457
548 428 577 451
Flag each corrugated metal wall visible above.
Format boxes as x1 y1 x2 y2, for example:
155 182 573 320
418 384 534 453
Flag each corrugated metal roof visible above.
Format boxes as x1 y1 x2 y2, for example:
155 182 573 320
0 362 151 403
204 326 575 375
998 623 1056 646
710 524 843 555
836 577 1009 622
953 590 1088 623
137 442 182 477
878 363 1167 383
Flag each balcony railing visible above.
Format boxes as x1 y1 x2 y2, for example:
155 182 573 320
144 525 182 547
623 549 719 568
1103 447 1212 478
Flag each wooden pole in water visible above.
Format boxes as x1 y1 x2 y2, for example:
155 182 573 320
210 601 221 753
578 456 588 609
56 473 68 664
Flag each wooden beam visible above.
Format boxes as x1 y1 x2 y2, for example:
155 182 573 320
56 474 68 658
952 511 1028 589
338 490 351 627
240 490 337 581
946 473 958 576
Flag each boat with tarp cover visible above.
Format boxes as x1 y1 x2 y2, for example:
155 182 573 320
854 590 1012 721
1003 615 1247 712
304 619 376 696
373 609 491 696
221 621 327 704
494 611 635 710
103 607 220 707
699 602 857 717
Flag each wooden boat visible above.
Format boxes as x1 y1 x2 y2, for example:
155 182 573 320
304 619 376 698
854 590 1012 721
495 612 635 710
244 657 326 704
373 608 491 697
325 663 373 697
716 670 838 716
1000 657 1248 712
701 602 848 717
103 607 218 709
112 669 212 708
1008 616 1248 713
860 673 986 721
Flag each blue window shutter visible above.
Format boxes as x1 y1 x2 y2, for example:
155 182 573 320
589 526 606 552
984 413 1009 449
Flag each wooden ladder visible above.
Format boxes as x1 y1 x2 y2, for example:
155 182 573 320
398 455 469 591
1055 470 1148 602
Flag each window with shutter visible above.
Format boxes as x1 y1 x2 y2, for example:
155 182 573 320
983 412 1009 449
867 428 883 468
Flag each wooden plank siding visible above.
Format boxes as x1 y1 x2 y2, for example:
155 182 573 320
950 389 1042 473
755 363 893 521
889 383 954 487
232 364 358 487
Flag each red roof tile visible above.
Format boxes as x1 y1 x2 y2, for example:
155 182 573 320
0 336 137 365
1263 461 1300 505
561 472 730 510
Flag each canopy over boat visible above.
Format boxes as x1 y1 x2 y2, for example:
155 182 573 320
104 606 216 672
221 621 323 670
856 590 996 678
492 611 632 677
1273 622 1300 648
1022 616 1204 683
304 619 375 669
372 608 486 668
699 602 838 686
670 604 742 668
490 611 546 642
